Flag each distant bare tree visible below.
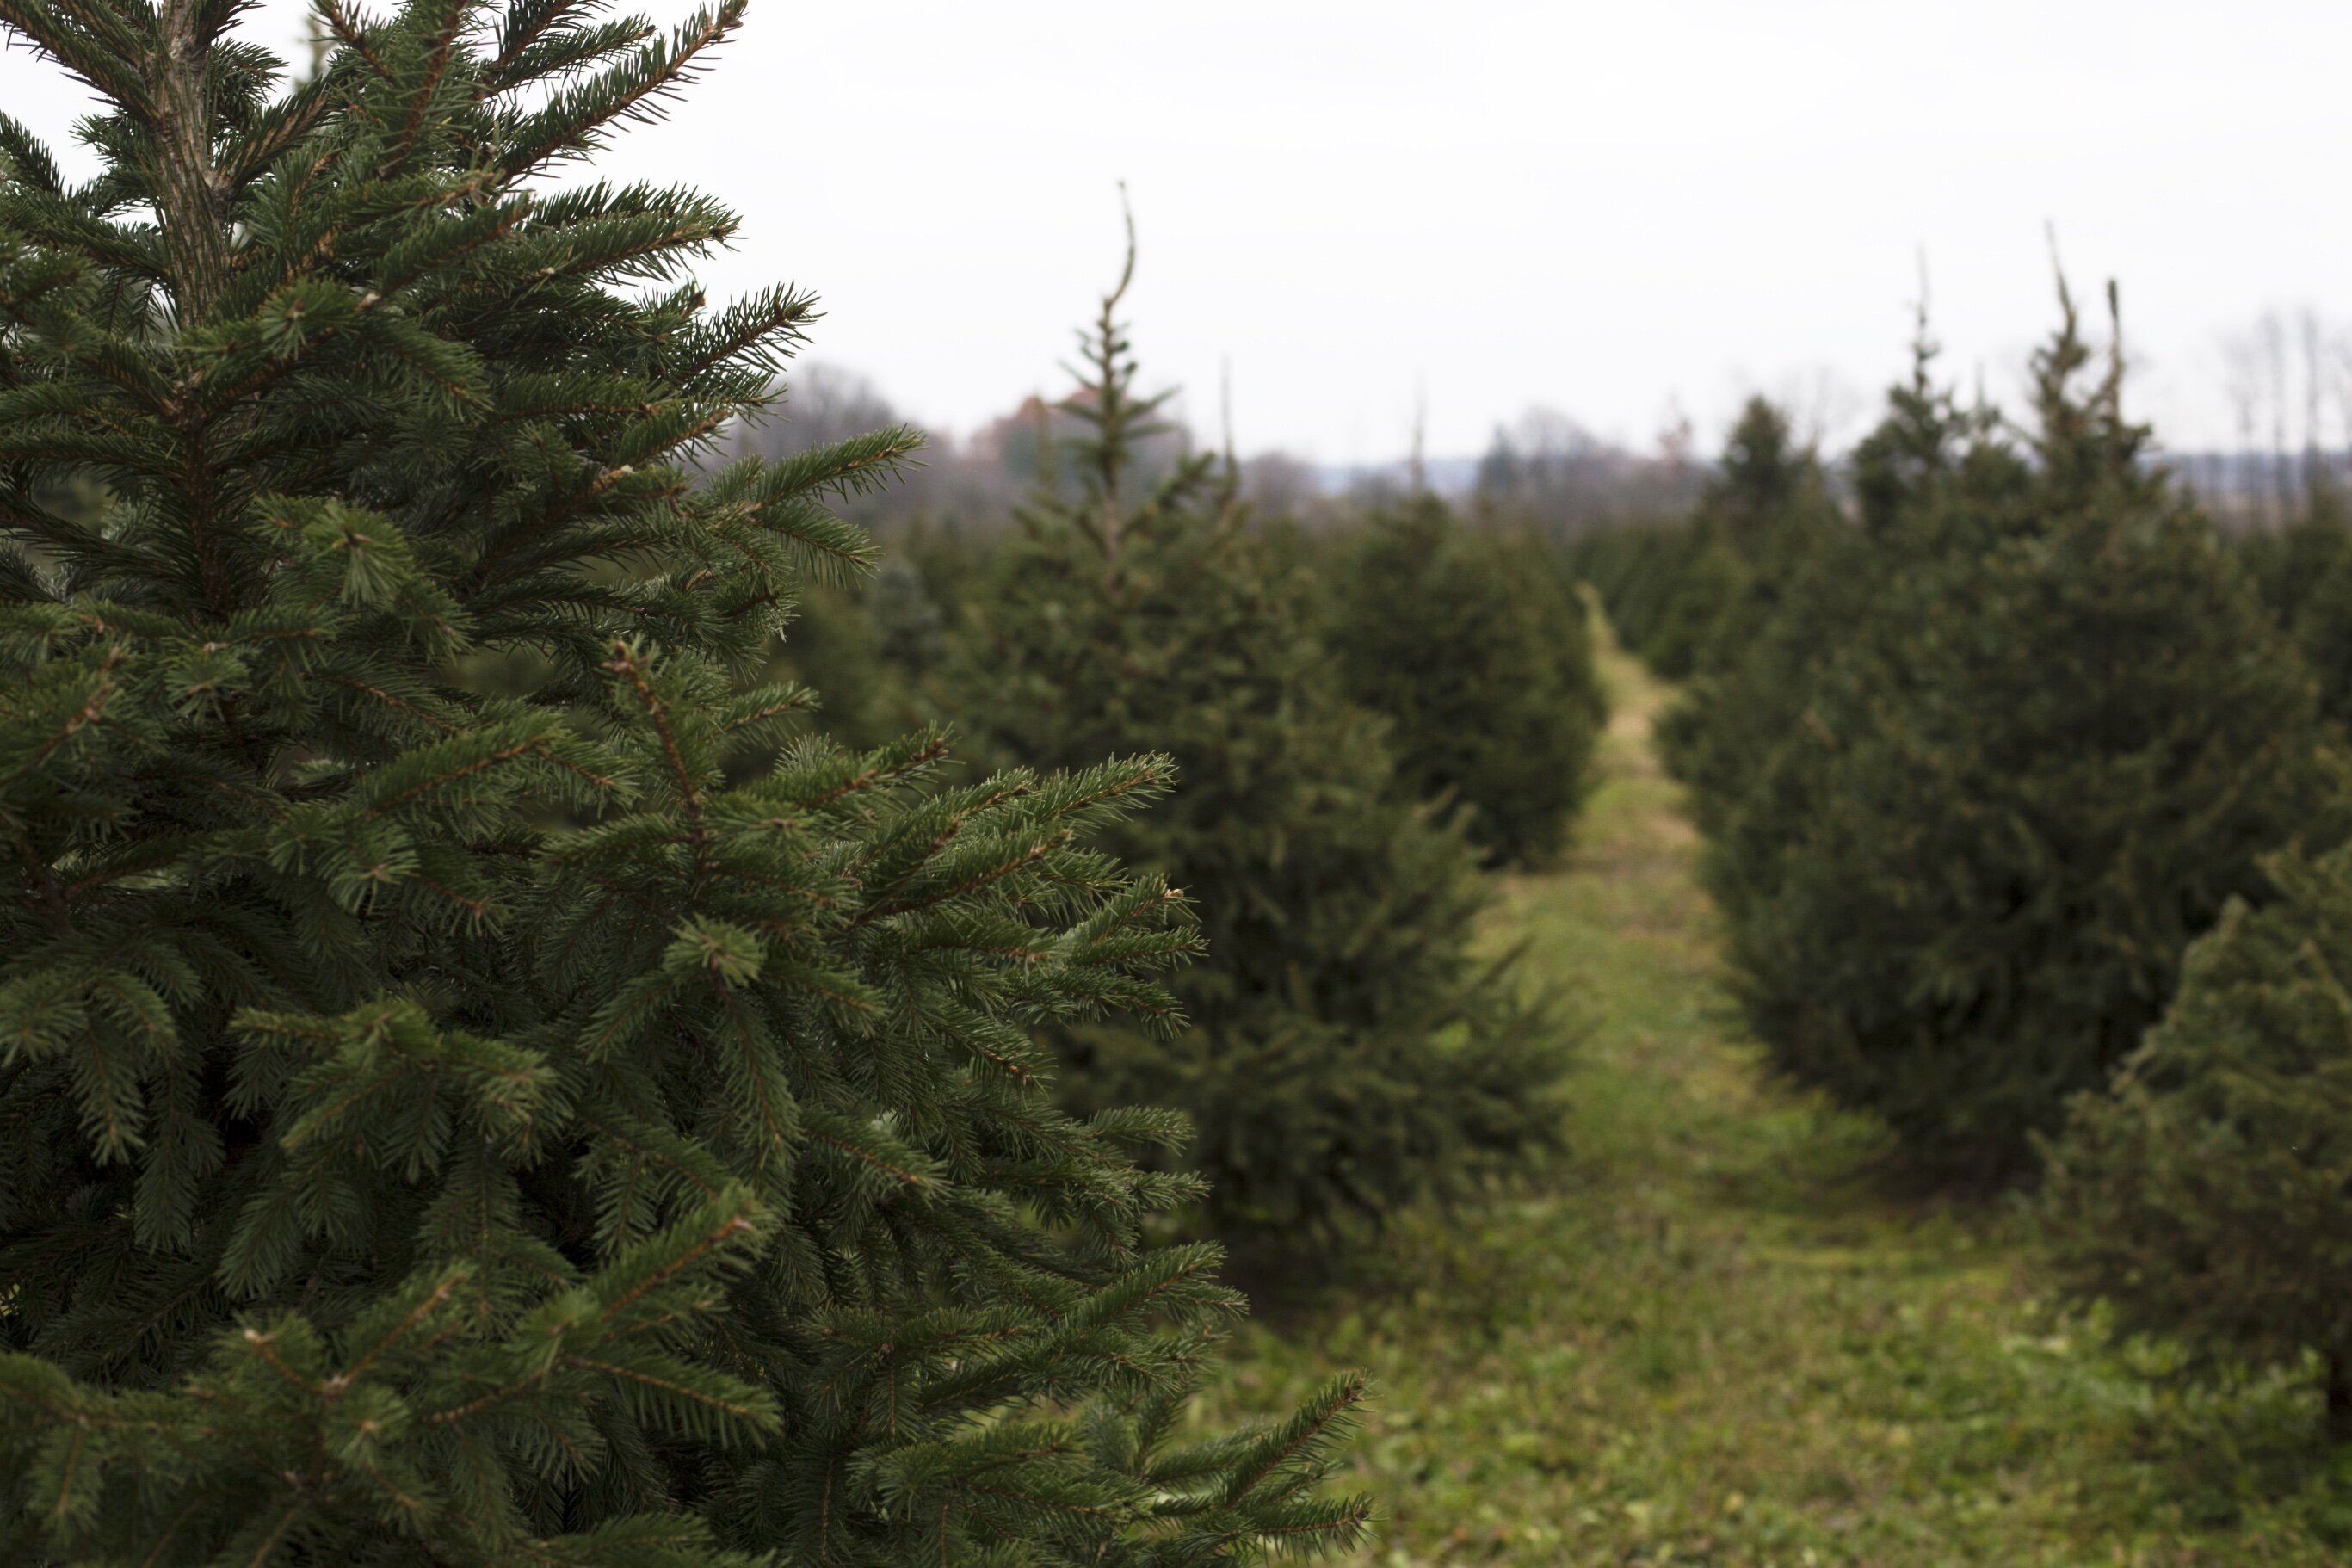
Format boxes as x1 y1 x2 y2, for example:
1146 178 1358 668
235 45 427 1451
1770 366 1867 454
2302 309 2327 497
1239 451 1322 517
2207 311 2352 525
2335 334 2352 479
2223 331 2265 524
1473 404 1706 532
2266 312 2292 522
716 362 1232 540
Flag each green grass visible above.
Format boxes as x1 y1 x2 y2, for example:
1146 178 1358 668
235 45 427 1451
1199 630 2352 1566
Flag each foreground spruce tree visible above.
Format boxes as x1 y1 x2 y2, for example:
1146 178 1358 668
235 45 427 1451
1325 500 1604 867
944 234 1565 1248
0 4 1371 1560
1695 285 2343 1182
2041 845 2352 1440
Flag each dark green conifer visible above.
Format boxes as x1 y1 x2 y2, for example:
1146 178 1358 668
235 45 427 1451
1566 519 1704 656
2040 843 2352 1440
1627 534 1738 681
749 559 941 756
1624 397 1827 682
2236 492 2350 634
1690 283 2343 1182
944 227 1565 1247
0 4 1369 1559
1704 397 1821 556
1325 500 1605 867
2233 487 2352 730
1657 316 2016 843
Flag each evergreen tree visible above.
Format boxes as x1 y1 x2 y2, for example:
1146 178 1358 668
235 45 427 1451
1325 500 1605 867
2234 491 2350 637
2232 486 2352 731
1849 310 1986 540
2291 531 2352 732
1692 283 2343 1182
1610 398 1826 683
749 559 942 758
1658 318 2018 844
944 228 1565 1248
1703 397 1820 558
2041 844 2352 1441
1565 518 1704 656
1628 534 1738 681
0 5 1370 1561
1676 398 1836 676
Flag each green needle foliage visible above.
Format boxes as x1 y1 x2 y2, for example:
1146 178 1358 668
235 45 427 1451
1674 284 2345 1183
1663 398 1834 682
1325 501 1606 867
0 3 1370 1561
2237 488 2352 731
944 231 1565 1250
1572 398 1828 686
2042 843 2352 1442
1658 318 2018 849
1565 519 1703 657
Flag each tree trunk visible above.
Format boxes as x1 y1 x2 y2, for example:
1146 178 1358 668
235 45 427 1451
155 0 231 322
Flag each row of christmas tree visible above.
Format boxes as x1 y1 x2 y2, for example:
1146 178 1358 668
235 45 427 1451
1577 282 2352 1440
741 225 1611 1254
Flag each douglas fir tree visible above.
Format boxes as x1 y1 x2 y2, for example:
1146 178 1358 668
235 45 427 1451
945 224 1565 1249
0 3 1370 1560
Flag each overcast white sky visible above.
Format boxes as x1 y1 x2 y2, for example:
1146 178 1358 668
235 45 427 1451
4 1 2347 463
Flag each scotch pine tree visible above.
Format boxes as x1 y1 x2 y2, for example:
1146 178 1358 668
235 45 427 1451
1325 500 1604 867
0 3 1372 1561
944 233 1565 1247
1697 284 2343 1181
2041 844 2352 1440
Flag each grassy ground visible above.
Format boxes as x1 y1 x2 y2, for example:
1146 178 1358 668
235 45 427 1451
1200 629 2352 1566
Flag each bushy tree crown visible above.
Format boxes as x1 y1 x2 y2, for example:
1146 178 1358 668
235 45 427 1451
2042 843 2352 1439
1668 286 2343 1181
0 3 1368 1560
942 233 1566 1248
1325 498 1604 867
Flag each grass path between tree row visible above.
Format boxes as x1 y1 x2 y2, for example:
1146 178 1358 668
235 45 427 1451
1199 622 2349 1566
